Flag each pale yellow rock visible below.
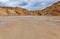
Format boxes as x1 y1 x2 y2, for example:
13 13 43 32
0 17 60 39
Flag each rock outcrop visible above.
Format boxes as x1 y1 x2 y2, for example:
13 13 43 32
42 1 60 16
0 1 60 16
0 7 30 16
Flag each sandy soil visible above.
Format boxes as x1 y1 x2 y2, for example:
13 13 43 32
0 17 60 39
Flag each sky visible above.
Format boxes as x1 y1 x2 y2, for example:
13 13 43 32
0 0 58 10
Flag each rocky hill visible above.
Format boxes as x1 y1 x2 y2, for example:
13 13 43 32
0 7 30 16
42 1 60 16
0 1 60 16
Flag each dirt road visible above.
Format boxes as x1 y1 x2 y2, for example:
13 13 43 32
0 17 60 39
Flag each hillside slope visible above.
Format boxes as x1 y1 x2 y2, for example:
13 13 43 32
42 1 60 16
0 1 60 16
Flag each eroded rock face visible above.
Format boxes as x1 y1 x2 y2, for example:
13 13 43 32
0 1 60 16
0 8 8 16
0 7 30 16
42 1 60 16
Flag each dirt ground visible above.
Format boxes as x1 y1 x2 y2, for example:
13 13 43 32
0 17 60 39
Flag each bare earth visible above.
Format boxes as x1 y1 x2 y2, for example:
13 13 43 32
0 17 60 39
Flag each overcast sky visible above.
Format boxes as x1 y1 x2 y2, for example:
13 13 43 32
0 0 58 10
